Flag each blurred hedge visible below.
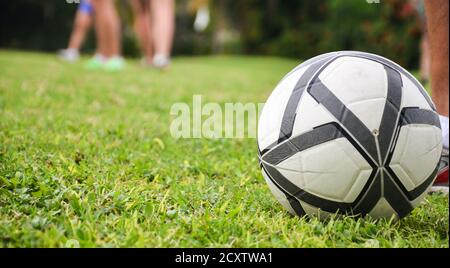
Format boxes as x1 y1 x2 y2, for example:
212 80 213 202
224 0 421 68
0 0 421 68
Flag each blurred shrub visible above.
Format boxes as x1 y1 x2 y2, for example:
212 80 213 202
227 0 421 67
0 1 81 52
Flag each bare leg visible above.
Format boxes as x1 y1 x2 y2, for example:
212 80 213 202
93 0 108 57
426 0 449 189
91 0 121 58
151 0 175 58
131 0 153 62
68 8 92 50
59 2 93 62
425 0 449 117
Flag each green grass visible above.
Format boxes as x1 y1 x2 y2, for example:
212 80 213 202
0 50 448 248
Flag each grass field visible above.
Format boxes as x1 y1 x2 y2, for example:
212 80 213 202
0 50 448 248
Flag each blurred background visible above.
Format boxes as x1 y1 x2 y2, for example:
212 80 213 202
0 0 422 68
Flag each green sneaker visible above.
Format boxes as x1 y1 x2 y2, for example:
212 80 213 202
85 54 105 70
103 57 125 72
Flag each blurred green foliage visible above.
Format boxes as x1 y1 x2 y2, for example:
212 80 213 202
224 0 421 67
0 0 421 68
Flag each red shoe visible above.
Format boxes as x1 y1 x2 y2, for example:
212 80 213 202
435 167 449 185
435 148 449 185
430 148 449 194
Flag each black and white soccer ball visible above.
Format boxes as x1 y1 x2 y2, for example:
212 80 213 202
258 51 442 219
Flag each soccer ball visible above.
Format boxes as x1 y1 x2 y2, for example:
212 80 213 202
258 51 442 219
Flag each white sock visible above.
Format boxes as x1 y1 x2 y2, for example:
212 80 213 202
59 48 79 62
440 115 449 149
153 54 170 69
66 48 79 55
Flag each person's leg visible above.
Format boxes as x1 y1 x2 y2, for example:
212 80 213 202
425 0 449 189
83 0 109 68
425 0 449 117
92 0 108 58
91 0 121 58
90 0 123 71
59 1 94 62
130 0 153 63
150 0 175 68
68 2 93 50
